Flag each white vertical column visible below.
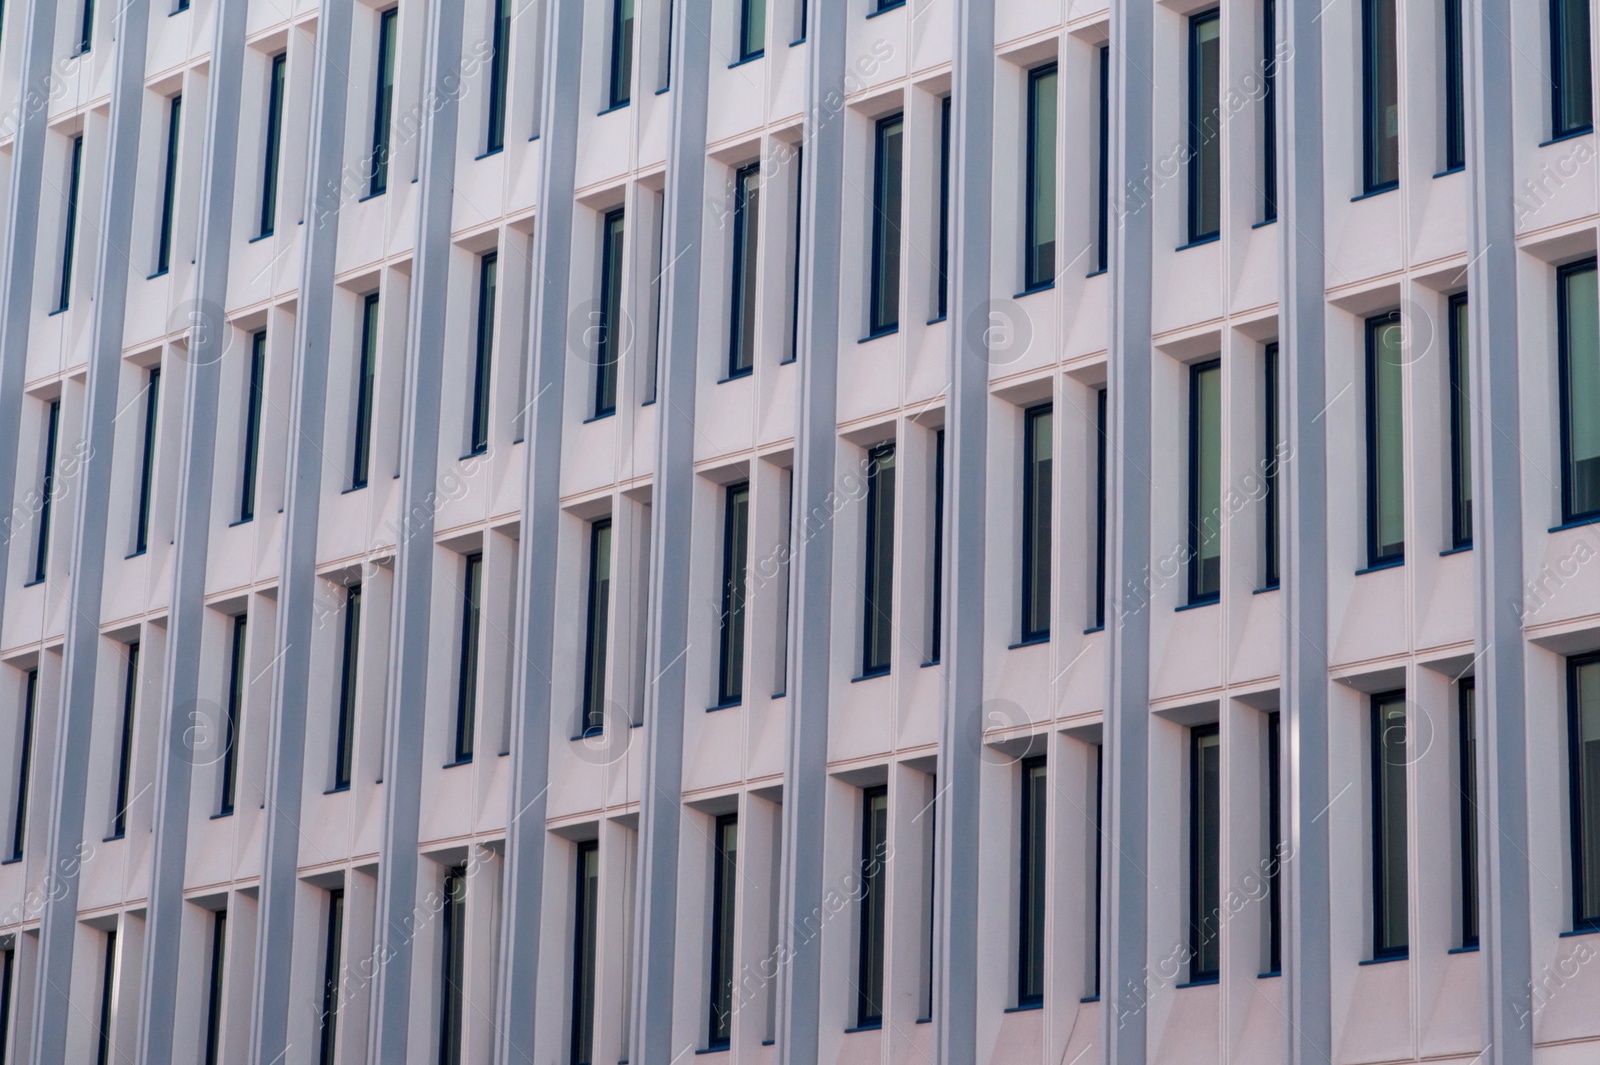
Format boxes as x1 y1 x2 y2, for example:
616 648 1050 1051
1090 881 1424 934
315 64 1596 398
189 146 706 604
1279 0 1333 1060
246 2 355 1061
776 2 844 1060
936 0 992 1060
630 0 712 1057
135 0 251 1060
1464 0 1534 1059
27 1 150 1061
492 0 584 1060
368 0 466 1060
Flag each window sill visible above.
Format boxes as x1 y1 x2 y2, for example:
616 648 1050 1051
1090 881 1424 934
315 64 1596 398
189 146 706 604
778 356 797 365
357 188 386 203
866 0 906 14
1008 634 1049 649
1447 943 1480 953
1079 994 1100 1003
717 367 753 384
1256 969 1281 979
851 669 890 683
323 783 351 795
1433 164 1465 179
859 326 899 343
843 1022 882 1034
0 857 22 866
460 447 488 461
48 305 69 317
915 1016 931 1024
228 516 254 527
474 146 504 161
1550 513 1600 533
1004 1001 1043 1013
528 133 540 142
790 37 806 47
926 314 947 325
1013 280 1055 298
1439 543 1472 556
728 51 764 68
1176 596 1219 612
1351 183 1399 202
920 658 940 668
1539 125 1594 147
210 810 235 820
1084 624 1105 634
1359 952 1408 965
655 85 670 96
125 548 147 560
1251 217 1277 229
1175 977 1219 988
147 268 171 281
341 482 368 495
1175 233 1220 252
708 698 742 712
583 410 617 424
442 757 473 769
639 398 656 408
1085 267 1107 278
569 727 604 741
771 690 786 699
696 1047 730 1056
1558 925 1600 938
22 577 46 588
1253 583 1279 594
102 832 126 843
597 100 630 116
248 230 275 244
1355 557 1405 575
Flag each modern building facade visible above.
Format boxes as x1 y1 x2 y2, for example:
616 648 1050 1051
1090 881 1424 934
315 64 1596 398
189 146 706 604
0 0 1596 1062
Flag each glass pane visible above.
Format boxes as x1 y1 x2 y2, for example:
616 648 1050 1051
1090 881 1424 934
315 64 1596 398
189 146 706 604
1451 298 1472 544
1028 68 1058 287
1021 760 1048 1000
597 211 625 415
721 486 749 703
1193 729 1221 978
1375 696 1408 953
1366 0 1399 188
742 0 765 58
710 817 737 1044
573 844 599 1065
1192 362 1222 597
860 788 888 1023
1556 0 1594 134
1564 265 1600 517
1371 319 1405 560
871 117 903 333
865 448 896 673
1192 13 1221 238
583 523 611 731
1577 659 1600 922
1460 682 1477 944
1024 408 1052 638
730 166 760 374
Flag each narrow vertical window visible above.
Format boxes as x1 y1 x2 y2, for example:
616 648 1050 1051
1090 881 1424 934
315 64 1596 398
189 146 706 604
1094 388 1108 629
718 484 750 706
1190 725 1221 981
857 785 888 1028
1365 312 1405 565
775 470 793 693
1018 756 1047 1005
1458 679 1478 948
202 912 227 1065
727 163 760 378
868 113 904 336
788 144 803 362
1552 0 1594 137
1558 259 1600 524
1021 405 1052 641
9 671 37 861
937 95 951 319
155 96 182 275
1092 744 1103 997
1187 10 1221 243
1262 0 1278 219
1372 690 1409 958
930 428 945 663
95 930 116 1065
333 585 361 790
862 445 896 676
438 867 466 1065
1188 360 1222 603
1567 654 1600 931
1024 64 1058 290
370 8 398 197
1264 343 1281 587
319 889 345 1065
0 948 13 1065
707 813 738 1049
1096 47 1110 273
259 54 286 236
112 644 139 837
609 0 634 107
134 367 161 555
1266 711 1282 973
34 400 60 581
581 520 612 735
571 841 599 1065
455 554 482 763
1443 0 1464 170
648 192 665 400
1448 294 1472 548
595 208 625 417
240 330 267 520
470 253 497 455
352 294 380 488
1362 0 1400 192
486 0 509 152
58 136 83 311
219 616 247 816
739 0 765 60
78 0 94 53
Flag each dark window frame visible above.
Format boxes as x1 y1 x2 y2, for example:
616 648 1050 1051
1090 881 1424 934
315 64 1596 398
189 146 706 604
1266 711 1282 973
1365 311 1405 566
369 8 398 197
1262 0 1278 220
9 670 38 861
34 399 61 582
1024 63 1058 292
739 0 765 61
1187 8 1222 244
319 888 345 1065
1443 0 1465 171
595 208 625 417
1189 724 1221 982
1021 404 1053 642
718 484 750 707
570 841 599 1065
95 930 116 1065
202 913 227 1065
727 162 760 378
707 813 738 1049
861 444 896 677
1567 652 1600 932
486 0 510 152
1361 0 1400 193
219 616 247 817
469 252 497 455
1448 292 1472 548
259 53 287 237
58 136 84 312
454 554 482 764
609 0 634 108
1094 388 1108 629
1558 258 1600 525
240 330 267 521
581 519 612 735
333 584 361 791
1458 678 1478 948
155 95 182 275
1370 690 1409 959
438 866 466 1065
1550 0 1594 139
1096 46 1110 273
1188 359 1223 604
134 366 161 555
937 95 951 319
111 643 139 838
857 785 888 1028
930 428 945 663
868 112 904 337
1264 343 1281 587
1018 755 1048 1005
352 294 380 488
